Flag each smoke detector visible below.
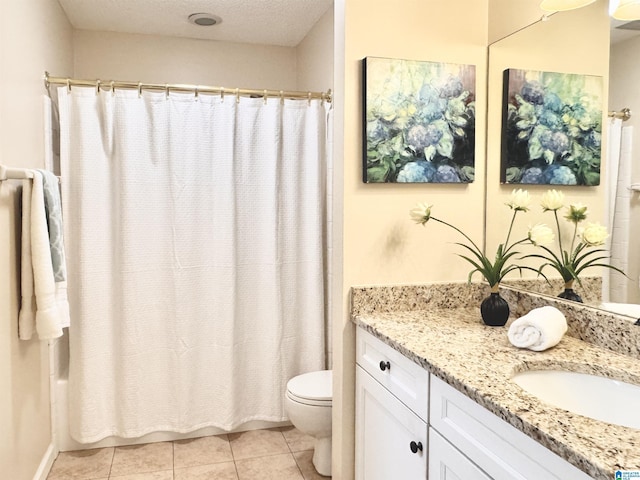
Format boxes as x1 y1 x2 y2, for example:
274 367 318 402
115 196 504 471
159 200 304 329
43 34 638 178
188 13 222 26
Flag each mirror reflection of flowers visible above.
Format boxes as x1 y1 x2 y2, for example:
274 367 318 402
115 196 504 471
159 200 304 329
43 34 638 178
410 189 547 291
524 189 625 301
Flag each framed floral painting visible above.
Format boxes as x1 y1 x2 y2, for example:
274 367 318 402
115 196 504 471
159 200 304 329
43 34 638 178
363 57 476 183
501 68 602 186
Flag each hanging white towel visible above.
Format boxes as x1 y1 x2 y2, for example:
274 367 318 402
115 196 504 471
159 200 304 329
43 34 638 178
507 306 567 352
18 179 36 340
19 170 69 340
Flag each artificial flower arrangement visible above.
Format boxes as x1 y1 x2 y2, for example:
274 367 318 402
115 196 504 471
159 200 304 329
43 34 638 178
410 189 549 326
524 189 625 302
411 188 624 325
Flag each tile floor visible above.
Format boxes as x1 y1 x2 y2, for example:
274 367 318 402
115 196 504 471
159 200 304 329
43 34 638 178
47 427 330 480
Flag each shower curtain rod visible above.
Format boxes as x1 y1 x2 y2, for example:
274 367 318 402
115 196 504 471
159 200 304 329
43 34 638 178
608 108 631 121
44 72 332 103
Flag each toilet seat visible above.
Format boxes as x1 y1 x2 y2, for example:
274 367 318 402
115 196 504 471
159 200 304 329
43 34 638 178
286 370 332 407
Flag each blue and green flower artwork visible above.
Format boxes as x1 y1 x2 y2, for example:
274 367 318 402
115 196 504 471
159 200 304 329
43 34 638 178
363 57 476 183
501 68 602 186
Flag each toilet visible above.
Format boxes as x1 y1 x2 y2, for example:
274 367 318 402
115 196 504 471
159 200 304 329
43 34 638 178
285 370 332 476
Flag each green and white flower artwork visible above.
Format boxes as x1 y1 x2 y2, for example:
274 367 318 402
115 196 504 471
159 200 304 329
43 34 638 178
363 57 476 183
501 68 603 186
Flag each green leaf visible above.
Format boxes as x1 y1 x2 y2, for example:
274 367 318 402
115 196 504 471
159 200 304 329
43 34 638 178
528 138 544 160
437 131 454 159
460 166 475 182
583 171 600 186
543 149 555 165
366 166 389 183
424 145 437 161
506 167 522 183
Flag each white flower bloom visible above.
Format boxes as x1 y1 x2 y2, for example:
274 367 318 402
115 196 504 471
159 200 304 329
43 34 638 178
506 189 531 212
410 203 432 225
581 222 609 246
540 189 564 212
528 223 555 247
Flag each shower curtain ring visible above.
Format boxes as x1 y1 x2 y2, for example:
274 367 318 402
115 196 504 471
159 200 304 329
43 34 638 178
307 92 312 106
137 82 142 98
110 81 115 96
66 78 71 93
263 89 268 105
220 87 225 101
194 86 199 100
235 88 240 104
279 91 284 105
165 84 170 99
96 80 101 95
44 72 51 96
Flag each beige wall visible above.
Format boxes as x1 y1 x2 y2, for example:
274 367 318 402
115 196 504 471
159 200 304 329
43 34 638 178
0 0 73 478
297 7 334 93
485 1 609 281
334 1 489 477
488 0 547 44
610 35 640 304
73 30 298 90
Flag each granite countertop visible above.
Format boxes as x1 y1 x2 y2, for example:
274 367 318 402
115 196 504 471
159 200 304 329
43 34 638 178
352 305 640 479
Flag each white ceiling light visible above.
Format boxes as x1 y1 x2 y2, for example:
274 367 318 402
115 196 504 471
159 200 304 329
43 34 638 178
612 0 640 19
188 13 222 26
540 0 596 11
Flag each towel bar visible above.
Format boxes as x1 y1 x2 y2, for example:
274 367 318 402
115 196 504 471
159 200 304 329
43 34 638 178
0 165 35 181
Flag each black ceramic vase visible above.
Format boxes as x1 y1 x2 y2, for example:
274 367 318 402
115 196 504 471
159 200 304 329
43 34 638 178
557 281 583 303
558 288 583 303
480 292 510 327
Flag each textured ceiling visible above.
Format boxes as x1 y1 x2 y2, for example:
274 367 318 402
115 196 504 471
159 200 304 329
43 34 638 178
57 0 334 47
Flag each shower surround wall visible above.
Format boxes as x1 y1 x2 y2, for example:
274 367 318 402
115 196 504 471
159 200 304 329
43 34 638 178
51 9 334 452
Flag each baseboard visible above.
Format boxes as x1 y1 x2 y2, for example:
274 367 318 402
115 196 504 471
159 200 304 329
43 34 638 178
32 443 58 480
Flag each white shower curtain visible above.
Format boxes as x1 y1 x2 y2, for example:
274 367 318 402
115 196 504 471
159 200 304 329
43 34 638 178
603 117 633 303
58 86 328 442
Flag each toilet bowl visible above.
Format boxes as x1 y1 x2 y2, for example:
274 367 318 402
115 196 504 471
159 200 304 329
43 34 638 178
285 370 332 476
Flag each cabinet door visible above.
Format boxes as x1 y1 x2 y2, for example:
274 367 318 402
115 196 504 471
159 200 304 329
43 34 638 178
429 428 491 480
355 366 427 480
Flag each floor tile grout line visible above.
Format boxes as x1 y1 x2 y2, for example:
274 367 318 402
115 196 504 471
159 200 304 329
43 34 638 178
108 446 115 479
291 452 307 480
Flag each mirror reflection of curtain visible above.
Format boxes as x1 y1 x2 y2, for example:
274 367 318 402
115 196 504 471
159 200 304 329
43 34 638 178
603 117 633 303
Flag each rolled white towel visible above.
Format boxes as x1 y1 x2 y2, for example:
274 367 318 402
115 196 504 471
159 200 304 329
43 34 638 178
507 306 567 352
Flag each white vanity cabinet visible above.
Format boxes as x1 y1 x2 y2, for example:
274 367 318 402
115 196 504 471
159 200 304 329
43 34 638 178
355 328 429 480
429 375 593 480
355 326 594 480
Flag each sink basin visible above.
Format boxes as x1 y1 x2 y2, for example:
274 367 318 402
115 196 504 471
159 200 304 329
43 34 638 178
512 370 640 429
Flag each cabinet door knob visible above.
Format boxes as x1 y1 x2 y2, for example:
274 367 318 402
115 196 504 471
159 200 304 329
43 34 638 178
409 441 423 454
379 360 390 371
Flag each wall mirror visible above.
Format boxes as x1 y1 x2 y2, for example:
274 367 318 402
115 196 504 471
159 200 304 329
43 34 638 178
486 0 640 322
